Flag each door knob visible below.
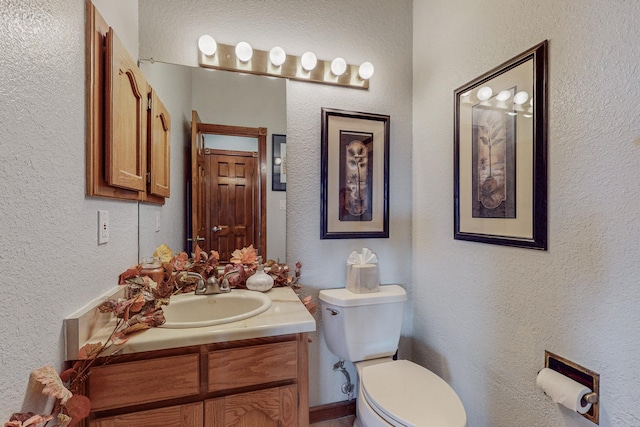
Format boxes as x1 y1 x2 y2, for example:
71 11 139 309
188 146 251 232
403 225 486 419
211 226 222 232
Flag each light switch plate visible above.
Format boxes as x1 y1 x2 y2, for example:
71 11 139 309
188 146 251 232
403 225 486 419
98 210 109 244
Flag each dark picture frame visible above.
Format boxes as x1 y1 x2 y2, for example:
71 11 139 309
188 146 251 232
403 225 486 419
272 134 286 191
321 108 390 239
454 40 548 250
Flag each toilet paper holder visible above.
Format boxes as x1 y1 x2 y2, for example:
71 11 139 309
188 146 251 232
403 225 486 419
544 350 600 425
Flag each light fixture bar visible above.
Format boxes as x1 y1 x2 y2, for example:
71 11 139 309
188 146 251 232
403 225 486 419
198 42 370 90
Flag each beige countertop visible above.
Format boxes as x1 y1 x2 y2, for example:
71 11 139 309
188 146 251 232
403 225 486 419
64 286 316 360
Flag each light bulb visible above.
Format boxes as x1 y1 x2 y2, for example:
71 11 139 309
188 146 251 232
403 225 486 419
331 57 347 76
358 62 374 80
235 41 253 62
476 86 493 101
514 91 529 105
198 35 217 56
301 52 317 71
496 90 511 102
269 46 286 66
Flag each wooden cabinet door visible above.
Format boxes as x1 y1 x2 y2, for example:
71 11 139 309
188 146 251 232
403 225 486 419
204 386 297 427
90 402 203 427
148 88 171 197
105 28 147 192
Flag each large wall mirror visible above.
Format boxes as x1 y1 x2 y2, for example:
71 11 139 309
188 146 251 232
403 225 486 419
138 61 287 263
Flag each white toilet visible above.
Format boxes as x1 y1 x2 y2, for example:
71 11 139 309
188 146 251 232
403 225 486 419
319 285 467 427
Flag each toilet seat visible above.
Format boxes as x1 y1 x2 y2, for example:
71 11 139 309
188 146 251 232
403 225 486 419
361 360 467 427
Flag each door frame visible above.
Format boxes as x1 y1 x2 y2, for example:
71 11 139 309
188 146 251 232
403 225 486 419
194 122 267 258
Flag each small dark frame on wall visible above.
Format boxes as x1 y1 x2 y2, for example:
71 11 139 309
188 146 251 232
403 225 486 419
454 40 548 250
321 108 390 239
272 134 286 191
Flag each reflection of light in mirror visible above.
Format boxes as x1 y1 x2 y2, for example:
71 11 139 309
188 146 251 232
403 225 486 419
496 90 511 101
301 52 317 71
477 86 493 101
235 41 253 62
507 111 518 116
514 91 529 105
358 62 374 80
198 35 217 56
523 113 533 118
269 46 286 66
331 57 347 76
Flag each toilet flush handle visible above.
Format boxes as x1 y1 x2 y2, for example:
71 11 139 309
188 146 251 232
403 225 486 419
326 308 340 315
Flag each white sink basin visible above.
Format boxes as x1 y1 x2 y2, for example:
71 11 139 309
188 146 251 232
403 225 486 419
161 290 272 328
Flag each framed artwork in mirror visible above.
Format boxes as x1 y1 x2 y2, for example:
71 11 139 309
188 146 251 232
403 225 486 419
321 108 390 239
272 134 286 191
454 40 548 250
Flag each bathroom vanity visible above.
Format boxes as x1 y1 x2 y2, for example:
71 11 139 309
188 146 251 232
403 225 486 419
65 287 315 427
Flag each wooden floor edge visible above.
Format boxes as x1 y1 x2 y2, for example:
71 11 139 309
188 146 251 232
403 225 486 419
309 400 356 424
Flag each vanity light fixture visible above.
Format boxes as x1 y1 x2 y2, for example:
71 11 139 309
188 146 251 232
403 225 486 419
301 52 318 71
198 35 217 56
197 35 372 89
235 41 253 62
331 57 347 76
269 46 287 67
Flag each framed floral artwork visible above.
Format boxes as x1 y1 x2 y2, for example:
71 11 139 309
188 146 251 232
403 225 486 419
321 108 390 239
454 41 548 250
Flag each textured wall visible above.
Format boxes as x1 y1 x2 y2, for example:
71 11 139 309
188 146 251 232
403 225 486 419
413 0 640 426
0 0 139 419
139 0 414 406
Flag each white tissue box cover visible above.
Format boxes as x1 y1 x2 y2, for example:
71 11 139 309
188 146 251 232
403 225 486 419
346 263 380 293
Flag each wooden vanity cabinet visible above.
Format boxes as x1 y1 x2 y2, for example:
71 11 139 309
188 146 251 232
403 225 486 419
86 1 170 204
81 333 309 427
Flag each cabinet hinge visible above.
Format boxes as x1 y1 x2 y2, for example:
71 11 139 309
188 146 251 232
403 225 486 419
147 94 152 111
146 172 151 183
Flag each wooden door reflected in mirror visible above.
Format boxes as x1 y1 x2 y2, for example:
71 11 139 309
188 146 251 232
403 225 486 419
189 113 267 261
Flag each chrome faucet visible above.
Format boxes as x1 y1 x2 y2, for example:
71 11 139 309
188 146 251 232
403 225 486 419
194 272 230 295
219 270 240 292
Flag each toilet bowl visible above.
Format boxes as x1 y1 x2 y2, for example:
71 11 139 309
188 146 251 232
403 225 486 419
319 285 467 427
354 358 466 427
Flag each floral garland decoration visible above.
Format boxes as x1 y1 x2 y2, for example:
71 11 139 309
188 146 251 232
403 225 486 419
4 245 316 427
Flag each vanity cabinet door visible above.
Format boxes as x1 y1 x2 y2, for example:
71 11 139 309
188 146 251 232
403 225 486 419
90 402 203 427
204 385 297 427
105 27 147 192
147 88 171 198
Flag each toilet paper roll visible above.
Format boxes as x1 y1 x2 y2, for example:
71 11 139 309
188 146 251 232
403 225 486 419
536 368 592 414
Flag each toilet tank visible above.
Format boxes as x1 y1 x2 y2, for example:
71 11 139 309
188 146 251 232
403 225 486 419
319 285 407 362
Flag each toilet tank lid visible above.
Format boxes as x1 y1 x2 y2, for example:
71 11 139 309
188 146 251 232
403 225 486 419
319 284 407 307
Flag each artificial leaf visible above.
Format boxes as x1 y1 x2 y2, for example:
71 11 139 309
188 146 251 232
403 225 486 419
77 342 103 360
64 395 91 426
55 413 72 427
127 294 145 315
97 299 117 313
6 412 53 427
111 332 130 346
230 245 257 265
118 265 142 285
170 252 189 271
301 295 318 315
119 322 150 336
153 244 174 263
32 366 72 404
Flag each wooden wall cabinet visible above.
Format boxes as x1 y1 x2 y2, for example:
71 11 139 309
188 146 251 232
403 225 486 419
80 333 309 427
86 1 170 204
